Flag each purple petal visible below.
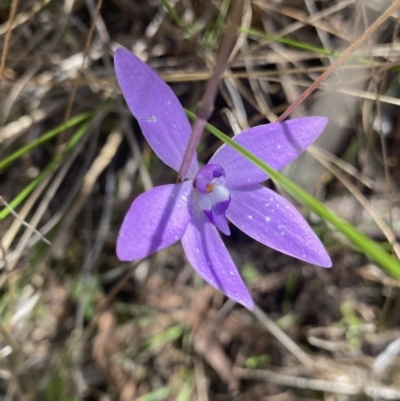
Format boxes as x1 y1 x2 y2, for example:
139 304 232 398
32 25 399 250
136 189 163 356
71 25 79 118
209 117 328 188
114 47 198 178
116 182 193 261
226 185 332 267
181 207 253 309
204 208 230 236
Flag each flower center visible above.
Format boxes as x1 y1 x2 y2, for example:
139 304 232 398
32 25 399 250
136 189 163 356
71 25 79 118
206 183 214 193
193 164 231 235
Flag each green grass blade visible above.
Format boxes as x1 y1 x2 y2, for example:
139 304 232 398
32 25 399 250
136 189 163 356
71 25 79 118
240 27 381 67
141 325 184 350
0 111 92 171
242 27 340 57
140 385 175 401
0 119 92 221
185 109 400 279
174 382 193 401
0 99 110 170
161 0 186 29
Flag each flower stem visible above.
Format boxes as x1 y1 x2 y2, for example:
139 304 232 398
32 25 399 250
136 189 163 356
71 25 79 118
176 0 244 182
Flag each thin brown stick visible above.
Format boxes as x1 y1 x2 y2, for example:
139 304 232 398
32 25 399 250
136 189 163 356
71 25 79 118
59 0 105 145
277 0 400 121
0 0 51 36
307 147 400 260
0 196 51 247
0 0 19 90
374 14 400 254
234 367 400 398
252 305 314 369
176 0 244 182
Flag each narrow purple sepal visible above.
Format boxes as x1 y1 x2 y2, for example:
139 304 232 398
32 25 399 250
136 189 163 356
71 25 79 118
181 208 254 309
209 117 328 188
116 182 193 261
226 185 332 267
114 47 198 178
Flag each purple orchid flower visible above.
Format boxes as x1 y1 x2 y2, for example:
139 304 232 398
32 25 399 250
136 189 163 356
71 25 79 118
114 47 331 310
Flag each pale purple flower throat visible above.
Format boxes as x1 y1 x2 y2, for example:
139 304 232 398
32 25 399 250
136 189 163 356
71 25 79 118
194 164 231 236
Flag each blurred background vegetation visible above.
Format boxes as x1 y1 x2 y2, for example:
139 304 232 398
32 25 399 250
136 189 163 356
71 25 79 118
0 0 400 400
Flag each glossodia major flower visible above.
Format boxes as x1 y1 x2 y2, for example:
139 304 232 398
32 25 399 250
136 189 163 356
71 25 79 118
114 46 331 310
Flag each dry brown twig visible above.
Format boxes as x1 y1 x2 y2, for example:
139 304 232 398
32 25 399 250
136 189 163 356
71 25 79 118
277 0 400 121
307 147 400 259
0 196 51 251
60 0 105 144
177 0 245 182
234 367 400 399
252 305 314 370
0 0 51 36
50 127 123 258
0 0 20 90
